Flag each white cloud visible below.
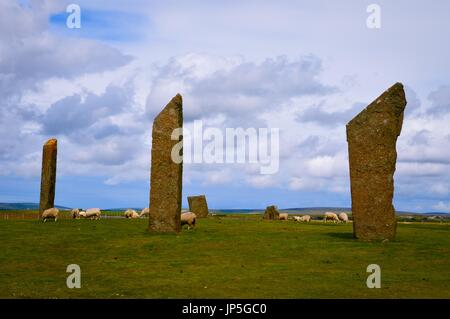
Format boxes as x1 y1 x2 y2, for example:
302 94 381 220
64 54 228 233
426 86 450 116
430 184 449 196
145 54 334 123
288 177 322 191
306 155 348 178
246 175 278 189
432 201 450 212
203 169 233 186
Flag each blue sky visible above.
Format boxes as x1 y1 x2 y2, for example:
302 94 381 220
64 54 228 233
1 0 450 211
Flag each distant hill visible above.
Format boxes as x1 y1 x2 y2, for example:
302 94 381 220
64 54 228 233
0 203 71 210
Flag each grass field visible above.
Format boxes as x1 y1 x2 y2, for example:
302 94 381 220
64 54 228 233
0 214 449 299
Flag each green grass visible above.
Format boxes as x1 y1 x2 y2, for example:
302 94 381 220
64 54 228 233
0 215 449 298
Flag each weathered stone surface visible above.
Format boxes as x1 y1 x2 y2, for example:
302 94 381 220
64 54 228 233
148 94 183 232
346 82 407 241
187 195 209 218
263 205 280 220
39 139 57 217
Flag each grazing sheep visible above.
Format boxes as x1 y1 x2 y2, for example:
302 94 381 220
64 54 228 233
140 208 149 217
181 212 196 230
293 216 302 222
300 215 311 223
85 208 101 220
323 212 339 223
279 213 288 221
124 209 139 219
78 211 87 218
338 212 349 223
42 208 59 222
71 208 80 219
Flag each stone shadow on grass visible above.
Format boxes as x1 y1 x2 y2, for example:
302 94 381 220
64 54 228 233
325 232 355 240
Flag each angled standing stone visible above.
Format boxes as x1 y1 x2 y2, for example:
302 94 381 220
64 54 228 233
149 94 183 232
39 139 57 217
187 195 209 218
263 205 280 220
346 82 407 241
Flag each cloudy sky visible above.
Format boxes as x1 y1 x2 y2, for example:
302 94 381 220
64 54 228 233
1 0 450 212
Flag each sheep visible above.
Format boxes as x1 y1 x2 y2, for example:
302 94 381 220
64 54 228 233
300 215 311 223
85 208 101 220
338 212 349 223
323 212 339 223
140 208 149 218
78 211 87 218
71 208 80 219
42 208 59 222
124 209 139 219
181 212 196 230
279 213 288 221
293 216 301 222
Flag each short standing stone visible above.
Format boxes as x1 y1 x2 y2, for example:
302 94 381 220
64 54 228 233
346 82 407 241
187 195 209 218
263 205 280 220
39 139 57 217
148 94 183 232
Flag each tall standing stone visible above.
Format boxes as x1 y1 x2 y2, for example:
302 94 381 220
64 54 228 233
148 94 183 232
263 205 280 220
187 195 209 218
346 82 407 241
39 139 57 217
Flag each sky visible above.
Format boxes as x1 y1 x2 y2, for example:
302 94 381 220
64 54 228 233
0 0 450 211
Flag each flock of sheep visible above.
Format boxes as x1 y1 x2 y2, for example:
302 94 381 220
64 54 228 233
286 212 349 223
41 207 348 229
41 207 198 229
42 207 102 222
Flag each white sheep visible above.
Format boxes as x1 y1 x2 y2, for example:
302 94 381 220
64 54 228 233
181 212 196 230
323 212 339 223
338 212 349 223
85 208 101 220
139 208 149 218
300 215 311 223
71 208 80 219
78 211 87 218
124 209 139 219
42 208 59 222
279 213 288 221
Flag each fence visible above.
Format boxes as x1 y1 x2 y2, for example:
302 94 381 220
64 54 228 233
1 211 40 220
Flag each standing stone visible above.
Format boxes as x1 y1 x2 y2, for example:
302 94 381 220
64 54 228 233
39 139 57 217
263 205 280 220
346 82 407 241
187 195 209 218
148 94 183 232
